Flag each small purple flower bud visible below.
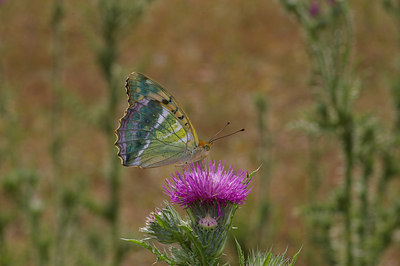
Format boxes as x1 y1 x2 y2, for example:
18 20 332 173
145 209 159 225
309 1 320 17
198 213 218 230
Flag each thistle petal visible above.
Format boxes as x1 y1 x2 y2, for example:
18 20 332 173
163 160 252 214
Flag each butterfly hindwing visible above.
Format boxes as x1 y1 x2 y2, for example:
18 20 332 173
116 73 198 168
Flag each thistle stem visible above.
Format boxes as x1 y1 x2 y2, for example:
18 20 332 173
180 225 207 265
342 125 354 266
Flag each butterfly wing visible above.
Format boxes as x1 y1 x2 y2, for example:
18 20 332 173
115 72 199 168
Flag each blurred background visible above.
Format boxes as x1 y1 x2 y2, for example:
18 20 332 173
1 0 400 265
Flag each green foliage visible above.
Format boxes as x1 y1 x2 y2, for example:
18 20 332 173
81 1 156 265
125 203 237 265
122 239 174 264
0 0 156 265
280 0 400 265
1 169 51 266
235 239 300 266
233 95 272 252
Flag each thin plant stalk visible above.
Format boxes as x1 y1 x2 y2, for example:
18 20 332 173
253 94 272 245
281 1 400 265
91 1 155 263
311 3 356 264
95 1 125 264
279 1 358 264
49 1 71 265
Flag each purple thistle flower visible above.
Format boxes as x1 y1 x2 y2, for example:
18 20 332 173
163 160 252 216
309 1 320 17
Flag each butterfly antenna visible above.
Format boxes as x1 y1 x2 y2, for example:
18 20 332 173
209 121 231 142
209 128 245 143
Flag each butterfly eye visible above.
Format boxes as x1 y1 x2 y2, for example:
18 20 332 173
205 144 211 151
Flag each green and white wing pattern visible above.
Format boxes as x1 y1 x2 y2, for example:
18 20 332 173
115 72 199 168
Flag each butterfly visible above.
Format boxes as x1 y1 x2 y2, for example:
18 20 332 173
115 72 213 168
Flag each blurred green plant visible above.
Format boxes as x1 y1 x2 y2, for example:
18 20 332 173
2 169 50 266
0 10 35 264
232 93 272 254
82 0 155 265
280 0 400 265
1 0 156 265
253 93 272 244
382 1 400 131
49 1 77 265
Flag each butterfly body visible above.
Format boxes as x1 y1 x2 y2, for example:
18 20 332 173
115 72 211 168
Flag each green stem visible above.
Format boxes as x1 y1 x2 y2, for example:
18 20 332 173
254 94 271 244
394 16 400 132
109 154 121 265
103 76 122 266
180 225 207 266
105 63 122 266
96 2 123 264
50 1 69 265
307 136 321 201
342 124 354 266
358 162 372 266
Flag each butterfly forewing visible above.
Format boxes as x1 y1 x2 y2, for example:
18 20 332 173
116 73 198 168
126 73 198 141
